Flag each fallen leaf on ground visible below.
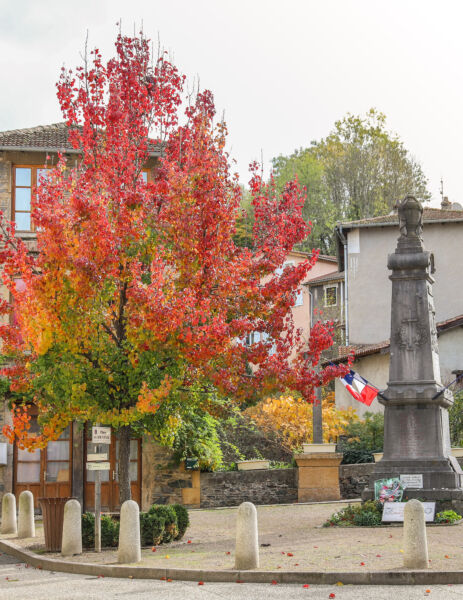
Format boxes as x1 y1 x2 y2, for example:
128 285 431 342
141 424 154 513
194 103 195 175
360 562 365 566
271 580 278 585
329 594 336 599
445 555 450 559
303 584 309 588
376 554 381 557
226 552 231 555
187 540 192 544
425 590 431 593
336 582 344 586
287 552 294 557
167 578 172 582
165 555 170 559
160 577 166 581
151 547 156 552
198 581 204 585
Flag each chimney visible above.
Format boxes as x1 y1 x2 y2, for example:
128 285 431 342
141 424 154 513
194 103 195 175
441 196 451 209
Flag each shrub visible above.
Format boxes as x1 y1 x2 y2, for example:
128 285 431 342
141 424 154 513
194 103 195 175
140 511 166 546
323 500 382 527
101 514 119 547
435 510 462 524
148 505 178 542
172 408 223 471
339 412 384 464
82 512 95 548
172 504 190 540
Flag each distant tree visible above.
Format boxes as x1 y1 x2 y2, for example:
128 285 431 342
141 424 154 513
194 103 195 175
314 108 430 221
233 186 254 249
271 109 431 253
272 150 337 254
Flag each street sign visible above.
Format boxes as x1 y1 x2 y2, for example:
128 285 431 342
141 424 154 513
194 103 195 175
92 427 111 444
86 462 110 471
87 453 108 462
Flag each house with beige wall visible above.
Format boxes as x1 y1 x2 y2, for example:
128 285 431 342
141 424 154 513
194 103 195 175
332 203 463 417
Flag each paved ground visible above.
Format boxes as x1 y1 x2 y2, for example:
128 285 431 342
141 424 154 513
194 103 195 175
3 552 463 599
14 502 463 573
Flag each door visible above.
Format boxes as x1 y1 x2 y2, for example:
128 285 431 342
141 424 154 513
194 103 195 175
14 419 73 510
84 428 141 512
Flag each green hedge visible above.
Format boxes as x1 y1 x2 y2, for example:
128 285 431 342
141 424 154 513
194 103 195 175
82 504 189 548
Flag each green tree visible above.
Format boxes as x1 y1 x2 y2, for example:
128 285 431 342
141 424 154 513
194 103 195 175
271 109 431 253
272 149 336 254
314 108 430 221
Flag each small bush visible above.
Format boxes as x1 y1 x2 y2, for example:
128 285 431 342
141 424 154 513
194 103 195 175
324 500 383 527
140 511 166 546
82 512 95 548
172 504 190 540
148 505 178 542
435 510 462 524
101 514 119 547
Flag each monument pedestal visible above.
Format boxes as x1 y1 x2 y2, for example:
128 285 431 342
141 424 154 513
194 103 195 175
295 453 342 502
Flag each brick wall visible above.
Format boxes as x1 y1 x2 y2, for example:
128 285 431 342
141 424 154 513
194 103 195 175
200 468 297 508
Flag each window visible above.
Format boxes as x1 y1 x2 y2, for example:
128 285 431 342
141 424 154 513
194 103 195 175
13 166 49 231
295 288 304 307
324 285 338 307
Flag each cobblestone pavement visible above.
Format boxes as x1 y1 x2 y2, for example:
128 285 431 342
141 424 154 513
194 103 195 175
2 552 463 600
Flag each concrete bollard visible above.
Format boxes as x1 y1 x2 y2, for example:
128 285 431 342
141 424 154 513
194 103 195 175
234 501 259 570
61 499 82 557
118 500 141 564
18 491 35 539
403 499 428 569
1 493 17 535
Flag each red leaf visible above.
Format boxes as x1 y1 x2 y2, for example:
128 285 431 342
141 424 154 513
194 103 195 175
303 584 309 588
329 594 336 599
271 580 278 585
198 581 204 585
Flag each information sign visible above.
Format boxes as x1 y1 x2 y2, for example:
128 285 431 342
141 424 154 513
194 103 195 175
86 461 110 471
87 453 108 462
92 427 111 444
382 501 435 522
400 474 423 489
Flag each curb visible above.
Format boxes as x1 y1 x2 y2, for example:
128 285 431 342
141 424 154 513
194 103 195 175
2 538 463 585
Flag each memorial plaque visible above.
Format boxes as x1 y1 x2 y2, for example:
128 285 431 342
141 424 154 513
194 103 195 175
400 474 423 489
92 426 111 444
86 461 110 471
382 501 435 522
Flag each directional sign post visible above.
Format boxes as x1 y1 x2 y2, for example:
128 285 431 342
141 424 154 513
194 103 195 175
91 425 111 553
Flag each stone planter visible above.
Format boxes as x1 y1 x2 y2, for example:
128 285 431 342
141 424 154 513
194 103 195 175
237 460 270 471
373 452 384 462
302 443 336 454
451 448 463 458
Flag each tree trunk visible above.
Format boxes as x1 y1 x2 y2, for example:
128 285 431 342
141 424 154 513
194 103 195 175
118 424 132 506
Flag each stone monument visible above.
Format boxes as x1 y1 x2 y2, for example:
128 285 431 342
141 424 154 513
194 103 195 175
364 196 463 504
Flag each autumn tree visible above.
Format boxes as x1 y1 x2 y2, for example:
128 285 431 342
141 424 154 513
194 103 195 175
0 33 346 504
246 392 358 452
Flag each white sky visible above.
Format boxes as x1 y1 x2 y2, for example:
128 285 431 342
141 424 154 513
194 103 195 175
1 0 462 207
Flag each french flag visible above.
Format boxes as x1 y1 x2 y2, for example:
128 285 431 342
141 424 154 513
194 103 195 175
340 370 378 406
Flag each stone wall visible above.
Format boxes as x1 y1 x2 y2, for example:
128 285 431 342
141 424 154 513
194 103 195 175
200 468 297 508
339 463 373 499
141 439 197 511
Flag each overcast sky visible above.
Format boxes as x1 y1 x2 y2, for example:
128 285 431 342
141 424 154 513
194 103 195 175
1 0 462 207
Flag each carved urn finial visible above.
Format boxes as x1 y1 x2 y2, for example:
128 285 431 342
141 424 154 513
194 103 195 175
397 195 423 240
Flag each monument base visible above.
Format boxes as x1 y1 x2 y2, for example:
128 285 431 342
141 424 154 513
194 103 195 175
362 456 463 512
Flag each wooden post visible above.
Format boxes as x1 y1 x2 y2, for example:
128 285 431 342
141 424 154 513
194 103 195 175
94 441 101 553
